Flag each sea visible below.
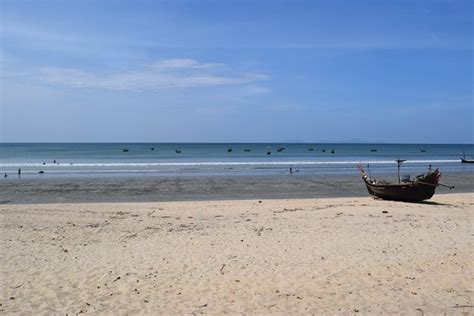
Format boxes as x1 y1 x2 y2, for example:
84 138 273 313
1 143 473 178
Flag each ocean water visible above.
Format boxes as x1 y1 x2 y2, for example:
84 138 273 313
1 143 473 178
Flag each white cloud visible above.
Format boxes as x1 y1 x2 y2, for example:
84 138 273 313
38 59 270 90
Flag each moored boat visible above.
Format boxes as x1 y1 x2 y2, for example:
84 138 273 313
358 160 445 202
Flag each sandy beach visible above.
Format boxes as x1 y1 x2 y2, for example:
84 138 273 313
1 193 472 314
2 0 473 313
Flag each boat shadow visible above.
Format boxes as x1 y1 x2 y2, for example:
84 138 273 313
414 200 454 207
374 197 455 206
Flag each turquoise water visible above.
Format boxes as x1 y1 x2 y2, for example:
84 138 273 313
1 143 473 178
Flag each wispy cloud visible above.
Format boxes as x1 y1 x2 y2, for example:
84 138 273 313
38 59 270 90
2 18 469 66
242 85 271 95
151 59 224 70
0 20 158 60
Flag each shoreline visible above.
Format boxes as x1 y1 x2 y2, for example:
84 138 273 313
1 193 472 314
1 171 472 204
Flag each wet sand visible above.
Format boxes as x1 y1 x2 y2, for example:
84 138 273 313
1 172 472 204
0 194 473 314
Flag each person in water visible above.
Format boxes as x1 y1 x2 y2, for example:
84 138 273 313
18 168 21 177
4 173 7 178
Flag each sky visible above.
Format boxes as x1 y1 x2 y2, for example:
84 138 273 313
0 0 472 143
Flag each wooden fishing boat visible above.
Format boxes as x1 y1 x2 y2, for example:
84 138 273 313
358 160 444 202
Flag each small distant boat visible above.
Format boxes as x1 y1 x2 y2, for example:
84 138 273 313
277 146 285 152
151 147 155 151
244 149 251 152
227 148 233 153
461 153 474 163
370 149 377 152
122 148 129 152
420 147 426 152
330 149 335 154
175 149 182 154
321 149 326 153
358 160 449 202
308 147 314 151
266 147 272 155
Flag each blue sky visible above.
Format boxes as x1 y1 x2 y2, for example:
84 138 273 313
0 0 472 143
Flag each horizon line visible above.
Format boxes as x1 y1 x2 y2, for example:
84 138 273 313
1 141 473 145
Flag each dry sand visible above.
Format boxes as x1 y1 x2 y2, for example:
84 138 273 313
1 193 473 314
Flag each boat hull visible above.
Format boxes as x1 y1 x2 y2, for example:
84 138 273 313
361 170 440 202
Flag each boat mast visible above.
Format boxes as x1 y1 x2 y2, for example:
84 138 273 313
396 159 406 184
